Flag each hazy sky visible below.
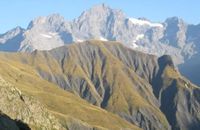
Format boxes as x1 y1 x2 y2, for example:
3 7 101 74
1 0 199 33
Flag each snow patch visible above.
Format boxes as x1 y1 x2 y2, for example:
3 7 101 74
0 38 6 43
40 32 59 39
129 18 163 28
132 43 139 48
49 32 58 36
40 34 52 38
136 34 144 40
99 37 108 41
76 39 84 42
131 34 145 49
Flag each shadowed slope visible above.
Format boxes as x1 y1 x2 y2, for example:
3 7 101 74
0 111 30 130
152 55 200 130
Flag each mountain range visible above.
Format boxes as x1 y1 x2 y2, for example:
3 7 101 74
0 4 200 130
0 41 144 130
0 40 200 130
0 4 199 85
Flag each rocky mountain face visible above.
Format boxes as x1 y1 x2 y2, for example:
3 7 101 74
2 40 200 130
0 27 24 52
0 4 199 86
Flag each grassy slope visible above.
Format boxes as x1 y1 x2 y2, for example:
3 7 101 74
0 54 141 130
0 41 170 129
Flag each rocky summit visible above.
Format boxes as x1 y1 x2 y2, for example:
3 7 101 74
0 4 199 86
0 40 199 130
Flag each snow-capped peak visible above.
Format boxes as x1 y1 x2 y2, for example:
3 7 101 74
129 18 163 28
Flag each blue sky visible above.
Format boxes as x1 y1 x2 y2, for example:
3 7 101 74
1 0 199 33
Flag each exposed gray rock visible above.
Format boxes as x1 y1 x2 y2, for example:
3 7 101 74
0 27 24 52
0 4 199 86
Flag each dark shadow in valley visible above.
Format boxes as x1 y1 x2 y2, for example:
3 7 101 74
15 119 31 130
152 55 174 98
160 80 179 130
0 113 31 130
